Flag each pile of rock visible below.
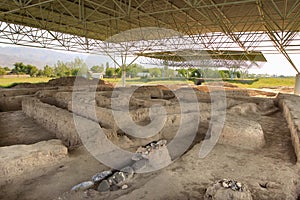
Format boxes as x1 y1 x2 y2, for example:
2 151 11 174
71 167 133 193
204 179 253 200
71 140 170 193
132 140 168 161
132 140 171 172
218 179 244 192
97 166 134 192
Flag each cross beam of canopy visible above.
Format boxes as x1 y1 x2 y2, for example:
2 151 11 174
0 0 300 78
137 50 267 62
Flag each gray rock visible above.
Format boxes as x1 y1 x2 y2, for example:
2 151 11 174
133 140 168 161
92 170 112 183
157 139 167 146
120 166 134 179
219 179 244 192
132 159 148 172
71 181 94 191
121 184 128 190
147 146 171 170
113 172 126 185
132 153 143 161
110 185 120 191
107 172 127 186
97 180 110 192
107 176 116 185
204 180 252 200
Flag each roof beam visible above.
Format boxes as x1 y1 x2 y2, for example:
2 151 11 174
256 0 300 74
0 0 55 15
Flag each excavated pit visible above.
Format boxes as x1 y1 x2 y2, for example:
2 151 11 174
0 77 300 200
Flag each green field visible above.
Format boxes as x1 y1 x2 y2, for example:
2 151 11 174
227 77 295 88
103 78 194 85
0 77 52 87
0 76 295 89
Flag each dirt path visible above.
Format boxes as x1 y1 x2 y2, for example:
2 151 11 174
56 111 300 200
259 111 296 163
1 106 299 200
0 111 55 147
0 147 108 200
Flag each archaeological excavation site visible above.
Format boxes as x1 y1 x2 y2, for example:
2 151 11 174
0 77 300 200
2 1 300 199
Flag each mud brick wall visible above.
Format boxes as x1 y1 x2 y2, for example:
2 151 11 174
0 139 67 183
0 88 42 111
278 93 300 163
22 97 84 149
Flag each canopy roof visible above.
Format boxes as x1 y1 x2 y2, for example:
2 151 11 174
137 50 267 62
0 0 299 41
0 0 299 72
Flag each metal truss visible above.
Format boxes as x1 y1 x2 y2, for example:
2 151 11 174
1 21 299 53
139 51 263 74
0 0 300 73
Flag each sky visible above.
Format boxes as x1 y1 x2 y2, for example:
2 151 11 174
248 53 299 76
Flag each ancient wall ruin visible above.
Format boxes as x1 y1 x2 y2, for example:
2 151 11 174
1 78 300 199
278 93 300 163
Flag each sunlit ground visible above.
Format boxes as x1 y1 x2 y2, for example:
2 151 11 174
0 77 295 88
229 77 295 88
0 77 52 87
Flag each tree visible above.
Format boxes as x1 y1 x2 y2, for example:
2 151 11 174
54 61 71 77
0 67 7 75
219 70 230 79
4 67 10 71
105 67 115 77
53 58 89 78
91 65 104 73
126 63 143 78
43 65 54 77
177 69 188 78
165 68 175 78
26 64 39 77
37 69 44 77
149 67 161 77
11 62 38 76
115 67 122 78
69 57 88 77
12 62 27 74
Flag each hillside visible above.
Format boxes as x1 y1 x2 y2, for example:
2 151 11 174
0 46 109 69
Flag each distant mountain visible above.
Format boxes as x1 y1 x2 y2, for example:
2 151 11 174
0 46 110 69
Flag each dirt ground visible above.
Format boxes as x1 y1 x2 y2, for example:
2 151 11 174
55 111 300 200
0 80 300 200
0 110 299 200
0 111 55 147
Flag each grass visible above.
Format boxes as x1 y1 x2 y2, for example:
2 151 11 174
0 77 52 88
103 77 194 85
228 77 295 88
0 76 295 89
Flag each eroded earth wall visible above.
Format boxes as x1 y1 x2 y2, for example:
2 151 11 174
278 93 300 163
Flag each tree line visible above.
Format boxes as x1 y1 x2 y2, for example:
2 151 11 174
104 64 176 78
0 57 178 78
0 57 254 79
0 58 101 77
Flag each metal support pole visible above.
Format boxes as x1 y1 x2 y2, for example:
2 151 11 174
295 74 300 95
121 64 126 87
